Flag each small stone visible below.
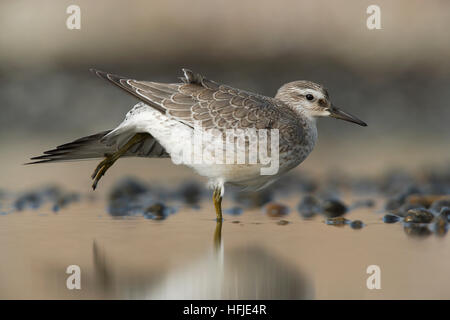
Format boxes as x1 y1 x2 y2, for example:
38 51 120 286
264 202 289 218
325 217 349 226
394 203 425 217
322 199 347 218
440 207 450 221
231 220 240 224
144 203 167 220
108 178 153 217
404 208 434 224
407 195 444 208
350 220 364 229
52 193 80 212
14 192 42 211
383 214 400 224
277 220 290 226
297 195 321 218
430 199 450 214
109 178 149 201
432 215 448 237
399 185 422 200
403 223 432 238
178 182 203 205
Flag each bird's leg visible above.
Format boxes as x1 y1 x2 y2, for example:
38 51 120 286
91 133 147 190
213 186 223 222
213 219 222 251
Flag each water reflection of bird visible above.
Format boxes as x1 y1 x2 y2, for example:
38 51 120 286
28 69 366 221
92 239 313 299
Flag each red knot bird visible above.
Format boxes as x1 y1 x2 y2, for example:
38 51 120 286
29 69 367 221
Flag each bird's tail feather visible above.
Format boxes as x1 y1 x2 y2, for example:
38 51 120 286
26 130 114 164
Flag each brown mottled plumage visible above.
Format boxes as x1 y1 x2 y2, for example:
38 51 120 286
29 68 367 221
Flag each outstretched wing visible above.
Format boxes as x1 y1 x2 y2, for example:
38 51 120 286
91 68 292 131
27 130 169 164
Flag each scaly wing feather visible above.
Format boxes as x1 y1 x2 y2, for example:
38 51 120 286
90 68 297 134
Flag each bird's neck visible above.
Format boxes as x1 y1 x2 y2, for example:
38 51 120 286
286 105 318 129
294 107 319 147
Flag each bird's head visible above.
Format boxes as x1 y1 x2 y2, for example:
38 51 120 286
275 81 367 127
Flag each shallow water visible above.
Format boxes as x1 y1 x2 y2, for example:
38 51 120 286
1 141 450 299
1 191 450 299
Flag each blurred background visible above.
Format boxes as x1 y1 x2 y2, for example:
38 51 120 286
1 0 450 185
1 0 450 299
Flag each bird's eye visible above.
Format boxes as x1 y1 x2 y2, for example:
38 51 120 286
306 94 314 101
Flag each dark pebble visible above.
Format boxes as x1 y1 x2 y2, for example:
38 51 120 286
13 186 72 212
404 208 434 224
350 220 364 229
432 215 448 236
407 195 442 208
440 207 450 221
109 178 150 201
14 192 43 211
9 185 81 214
325 217 349 226
403 223 432 238
177 181 203 205
394 203 426 217
144 203 168 220
108 202 137 217
264 202 289 218
430 199 450 214
52 193 80 212
108 178 154 217
383 214 401 224
384 185 422 210
321 199 347 218
297 195 321 218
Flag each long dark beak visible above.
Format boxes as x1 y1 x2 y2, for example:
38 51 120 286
328 105 367 127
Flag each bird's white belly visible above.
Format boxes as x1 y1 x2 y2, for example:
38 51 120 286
108 103 316 190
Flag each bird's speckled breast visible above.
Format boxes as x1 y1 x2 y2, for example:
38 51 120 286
278 114 318 174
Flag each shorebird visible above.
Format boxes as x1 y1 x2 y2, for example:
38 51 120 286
29 69 366 221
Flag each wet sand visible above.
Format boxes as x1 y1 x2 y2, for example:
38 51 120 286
1 140 450 299
2 187 450 299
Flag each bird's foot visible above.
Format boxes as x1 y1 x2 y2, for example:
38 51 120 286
91 155 117 190
90 133 148 190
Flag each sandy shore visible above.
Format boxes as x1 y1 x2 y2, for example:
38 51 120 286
1 140 450 299
1 192 450 299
